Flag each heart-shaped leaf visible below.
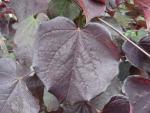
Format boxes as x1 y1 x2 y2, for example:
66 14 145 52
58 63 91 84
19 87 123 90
75 0 106 22
33 17 120 104
8 0 49 21
122 36 150 73
0 58 39 113
123 75 150 113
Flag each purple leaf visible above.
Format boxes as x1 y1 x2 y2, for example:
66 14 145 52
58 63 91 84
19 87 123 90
8 0 49 21
63 101 97 113
91 77 122 110
33 17 120 104
0 58 39 113
14 14 49 67
122 36 150 73
123 75 150 113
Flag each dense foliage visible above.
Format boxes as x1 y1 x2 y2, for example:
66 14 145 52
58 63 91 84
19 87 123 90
0 0 149 113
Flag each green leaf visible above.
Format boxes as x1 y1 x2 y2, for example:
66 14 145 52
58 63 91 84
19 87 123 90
48 0 80 20
43 89 59 112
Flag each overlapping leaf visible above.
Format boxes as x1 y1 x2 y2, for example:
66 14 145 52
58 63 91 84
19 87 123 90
14 14 49 67
48 0 80 20
106 0 123 16
63 101 97 113
91 77 122 110
122 36 150 73
8 0 49 21
33 17 120 104
75 0 106 22
26 74 44 108
14 16 38 66
101 96 130 113
0 58 39 113
123 75 150 113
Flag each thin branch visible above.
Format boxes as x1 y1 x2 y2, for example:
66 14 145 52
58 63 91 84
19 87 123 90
98 17 150 58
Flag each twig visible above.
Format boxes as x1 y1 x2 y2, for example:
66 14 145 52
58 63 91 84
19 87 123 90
98 17 150 58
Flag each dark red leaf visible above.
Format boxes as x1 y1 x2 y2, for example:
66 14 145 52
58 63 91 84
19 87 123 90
33 17 120 104
101 96 130 113
123 75 150 113
75 0 106 22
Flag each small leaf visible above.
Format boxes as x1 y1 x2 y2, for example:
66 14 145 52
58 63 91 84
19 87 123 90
43 89 59 112
33 17 120 104
123 75 150 113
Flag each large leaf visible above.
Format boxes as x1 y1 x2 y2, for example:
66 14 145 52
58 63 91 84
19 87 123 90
0 58 39 113
75 0 106 22
14 16 38 67
33 17 120 104
48 0 80 20
123 75 150 113
8 0 49 21
101 96 130 113
14 14 49 67
122 36 150 73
